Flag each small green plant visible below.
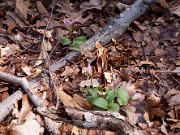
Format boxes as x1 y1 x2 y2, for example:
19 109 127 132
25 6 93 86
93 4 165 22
61 36 87 51
84 86 130 112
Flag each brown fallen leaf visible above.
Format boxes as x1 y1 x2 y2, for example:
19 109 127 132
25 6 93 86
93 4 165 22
36 1 48 15
80 79 100 87
58 86 81 108
61 65 80 77
15 0 30 19
73 94 93 110
160 0 169 9
11 112 44 135
17 94 33 124
169 0 180 17
81 0 107 10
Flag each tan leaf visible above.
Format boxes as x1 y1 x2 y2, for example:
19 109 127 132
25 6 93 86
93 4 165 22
35 40 52 66
36 1 48 14
22 66 32 76
61 66 80 77
81 0 107 10
58 86 81 108
127 106 141 125
160 0 169 9
80 79 100 87
1 47 12 57
17 94 33 124
15 0 30 19
12 112 44 135
73 94 93 110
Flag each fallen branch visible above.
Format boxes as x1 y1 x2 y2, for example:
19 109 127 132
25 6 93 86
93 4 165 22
0 90 24 122
36 107 148 135
0 72 43 107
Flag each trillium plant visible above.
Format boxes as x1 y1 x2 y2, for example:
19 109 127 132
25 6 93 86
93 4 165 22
84 86 130 112
82 64 130 112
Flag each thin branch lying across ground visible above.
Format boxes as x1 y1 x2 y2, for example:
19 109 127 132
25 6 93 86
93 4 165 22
36 107 149 135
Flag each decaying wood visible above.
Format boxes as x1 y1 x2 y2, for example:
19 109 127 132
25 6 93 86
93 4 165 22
0 0 159 133
0 90 24 123
36 107 148 135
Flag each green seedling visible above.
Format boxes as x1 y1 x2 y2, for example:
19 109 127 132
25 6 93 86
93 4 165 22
61 36 87 51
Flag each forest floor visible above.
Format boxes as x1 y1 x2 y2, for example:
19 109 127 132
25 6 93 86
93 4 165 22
0 0 179 134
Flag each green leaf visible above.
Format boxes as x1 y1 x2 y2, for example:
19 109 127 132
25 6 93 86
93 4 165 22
61 37 71 45
107 102 120 112
97 86 103 92
73 36 87 44
89 88 98 98
87 96 94 103
92 97 108 109
70 42 81 51
104 90 116 103
116 88 130 105
93 106 105 111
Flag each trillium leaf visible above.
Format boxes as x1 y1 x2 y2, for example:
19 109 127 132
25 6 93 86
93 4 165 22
117 88 130 105
89 88 98 98
73 36 87 44
104 90 116 103
61 37 71 45
70 43 81 51
108 102 120 112
92 97 108 109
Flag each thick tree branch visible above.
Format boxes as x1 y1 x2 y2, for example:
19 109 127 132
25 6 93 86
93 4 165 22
36 107 148 135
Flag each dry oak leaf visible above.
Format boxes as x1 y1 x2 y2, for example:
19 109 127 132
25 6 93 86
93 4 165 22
12 112 44 135
80 79 99 87
15 0 30 19
81 0 107 10
36 1 48 14
61 65 80 77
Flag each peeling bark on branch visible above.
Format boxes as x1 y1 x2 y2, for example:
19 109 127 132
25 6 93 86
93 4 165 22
0 90 24 123
36 107 148 135
0 72 44 107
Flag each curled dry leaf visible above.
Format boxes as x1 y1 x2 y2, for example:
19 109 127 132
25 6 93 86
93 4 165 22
80 79 99 87
61 65 80 77
81 0 107 10
17 94 33 124
12 112 44 135
22 66 32 76
57 86 81 108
